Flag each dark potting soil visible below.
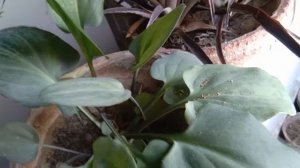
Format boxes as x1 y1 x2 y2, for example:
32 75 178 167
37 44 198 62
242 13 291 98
46 112 101 167
165 0 279 49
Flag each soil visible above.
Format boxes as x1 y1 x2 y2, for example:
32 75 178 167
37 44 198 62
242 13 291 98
165 0 279 49
105 0 280 50
46 113 101 167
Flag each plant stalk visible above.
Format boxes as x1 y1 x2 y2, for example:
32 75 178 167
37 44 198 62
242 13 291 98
42 144 90 156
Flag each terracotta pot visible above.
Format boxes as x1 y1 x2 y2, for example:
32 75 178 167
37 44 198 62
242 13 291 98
203 0 295 65
12 51 161 168
282 113 300 147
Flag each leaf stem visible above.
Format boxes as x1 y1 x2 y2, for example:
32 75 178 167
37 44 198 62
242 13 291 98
78 106 101 129
124 133 173 144
143 87 165 114
131 68 140 95
130 96 146 120
42 144 90 156
138 101 185 132
100 113 147 162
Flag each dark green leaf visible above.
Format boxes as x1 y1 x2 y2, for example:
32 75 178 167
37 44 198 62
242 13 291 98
0 122 39 163
129 5 185 69
40 77 131 107
0 27 79 107
183 65 295 121
93 138 137 168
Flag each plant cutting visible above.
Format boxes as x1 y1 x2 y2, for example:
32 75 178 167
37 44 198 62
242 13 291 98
0 0 300 168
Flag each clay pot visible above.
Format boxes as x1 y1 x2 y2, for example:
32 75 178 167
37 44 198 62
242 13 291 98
12 51 161 168
282 113 300 147
203 0 295 65
105 0 295 66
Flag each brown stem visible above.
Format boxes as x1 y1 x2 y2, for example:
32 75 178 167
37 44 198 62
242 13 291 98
215 14 226 64
176 28 213 64
231 3 300 58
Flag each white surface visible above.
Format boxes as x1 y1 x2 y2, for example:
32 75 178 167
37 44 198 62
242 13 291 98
0 0 118 166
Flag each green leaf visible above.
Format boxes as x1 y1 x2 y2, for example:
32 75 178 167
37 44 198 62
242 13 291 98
93 138 137 168
129 5 185 69
151 50 202 85
163 83 190 104
149 105 300 168
0 27 79 107
48 0 104 32
47 0 103 74
40 77 131 107
57 105 79 116
0 122 39 163
183 65 295 121
150 50 202 104
138 140 170 168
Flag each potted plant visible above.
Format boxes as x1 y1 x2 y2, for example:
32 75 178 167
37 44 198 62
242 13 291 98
105 0 299 65
0 0 300 168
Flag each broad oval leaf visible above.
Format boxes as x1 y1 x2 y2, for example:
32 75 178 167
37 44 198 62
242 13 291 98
138 140 170 168
0 122 39 163
40 77 131 107
0 27 80 107
93 137 137 168
150 50 202 104
129 5 185 70
48 0 104 32
183 65 295 121
151 50 202 85
159 105 300 168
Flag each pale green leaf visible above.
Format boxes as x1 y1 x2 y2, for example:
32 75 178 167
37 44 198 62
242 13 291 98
93 138 137 168
0 27 79 107
40 77 131 107
48 0 104 32
183 65 295 121
0 122 39 163
138 140 170 168
151 50 202 84
57 105 79 116
47 0 103 69
150 50 202 104
159 105 300 168
129 5 185 69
